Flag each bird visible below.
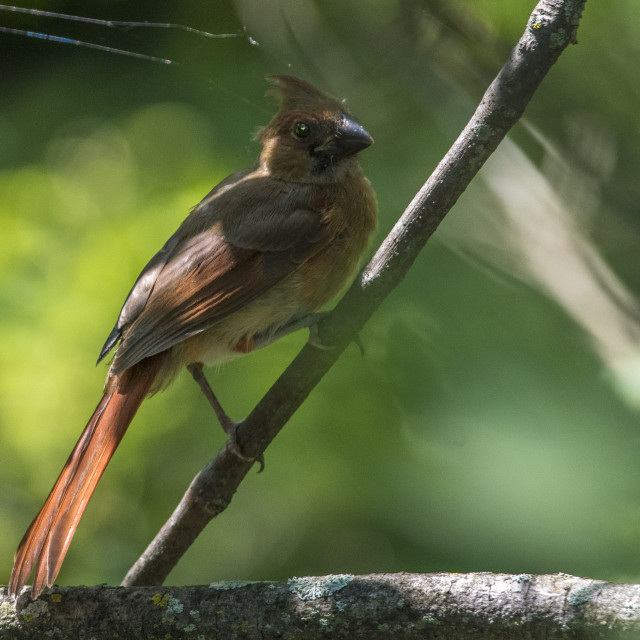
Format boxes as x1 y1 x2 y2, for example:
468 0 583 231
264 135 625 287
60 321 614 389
9 74 377 600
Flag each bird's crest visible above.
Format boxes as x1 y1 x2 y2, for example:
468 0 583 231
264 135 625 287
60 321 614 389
265 74 346 115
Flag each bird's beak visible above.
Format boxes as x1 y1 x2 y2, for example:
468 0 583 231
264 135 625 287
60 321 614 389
320 115 374 160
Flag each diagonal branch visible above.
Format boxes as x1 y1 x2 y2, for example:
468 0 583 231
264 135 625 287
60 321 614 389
122 0 587 588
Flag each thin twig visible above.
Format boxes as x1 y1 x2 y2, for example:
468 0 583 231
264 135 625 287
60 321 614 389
122 0 587 588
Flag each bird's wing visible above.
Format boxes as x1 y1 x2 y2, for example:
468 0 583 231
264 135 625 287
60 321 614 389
105 174 334 374
97 167 256 363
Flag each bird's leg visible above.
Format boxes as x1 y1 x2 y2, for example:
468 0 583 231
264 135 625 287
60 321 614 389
252 312 365 355
250 313 326 350
300 312 336 351
187 362 264 471
187 362 236 436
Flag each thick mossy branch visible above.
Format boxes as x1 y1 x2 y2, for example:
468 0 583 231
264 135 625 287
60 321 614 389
6 573 640 639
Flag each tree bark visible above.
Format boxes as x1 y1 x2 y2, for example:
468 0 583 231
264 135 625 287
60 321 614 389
122 0 588 588
5 572 640 639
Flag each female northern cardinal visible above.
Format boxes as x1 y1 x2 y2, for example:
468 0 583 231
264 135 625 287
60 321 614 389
9 75 376 599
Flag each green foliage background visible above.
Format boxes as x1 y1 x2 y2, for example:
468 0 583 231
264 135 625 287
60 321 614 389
1 0 640 589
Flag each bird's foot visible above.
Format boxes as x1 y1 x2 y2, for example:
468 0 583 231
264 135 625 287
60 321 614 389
187 363 264 472
222 418 265 473
305 312 365 356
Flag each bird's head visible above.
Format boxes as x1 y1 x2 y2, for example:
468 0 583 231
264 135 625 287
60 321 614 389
257 75 373 184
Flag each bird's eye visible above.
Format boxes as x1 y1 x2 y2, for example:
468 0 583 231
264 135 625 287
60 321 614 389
293 122 311 138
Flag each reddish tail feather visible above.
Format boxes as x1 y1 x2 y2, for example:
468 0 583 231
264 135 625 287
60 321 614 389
9 355 163 599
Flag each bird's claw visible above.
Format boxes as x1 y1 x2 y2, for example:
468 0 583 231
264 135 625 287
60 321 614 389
308 324 335 350
352 333 366 357
307 314 365 356
225 421 265 472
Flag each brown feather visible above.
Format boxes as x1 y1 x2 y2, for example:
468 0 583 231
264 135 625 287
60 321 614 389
109 177 336 374
9 354 164 599
263 74 346 126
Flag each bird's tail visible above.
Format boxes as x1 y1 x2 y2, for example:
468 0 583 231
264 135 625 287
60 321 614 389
9 354 164 599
